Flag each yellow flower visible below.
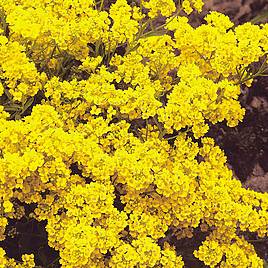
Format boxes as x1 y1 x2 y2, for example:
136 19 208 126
3 200 13 213
143 0 176 18
182 0 204 14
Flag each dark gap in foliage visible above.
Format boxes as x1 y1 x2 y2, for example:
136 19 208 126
159 91 170 106
128 118 146 140
70 162 93 184
113 183 126 212
114 44 127 57
113 193 125 212
108 117 120 125
118 225 133 243
158 226 209 268
112 80 132 91
240 231 268 262
40 189 51 200
0 208 59 267
207 109 268 181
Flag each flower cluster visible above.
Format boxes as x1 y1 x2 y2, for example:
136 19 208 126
0 0 268 267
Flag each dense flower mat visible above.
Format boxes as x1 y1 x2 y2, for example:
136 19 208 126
0 0 268 267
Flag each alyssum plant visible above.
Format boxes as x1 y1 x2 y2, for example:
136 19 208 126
0 0 268 267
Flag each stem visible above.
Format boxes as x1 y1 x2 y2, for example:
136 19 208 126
47 257 60 267
152 115 165 140
145 118 149 140
237 56 268 85
140 7 182 39
99 0 104 11
166 134 180 140
248 238 268 243
0 8 8 37
95 40 100 56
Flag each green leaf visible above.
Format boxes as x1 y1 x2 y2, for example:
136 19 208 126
21 96 34 114
251 11 268 24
